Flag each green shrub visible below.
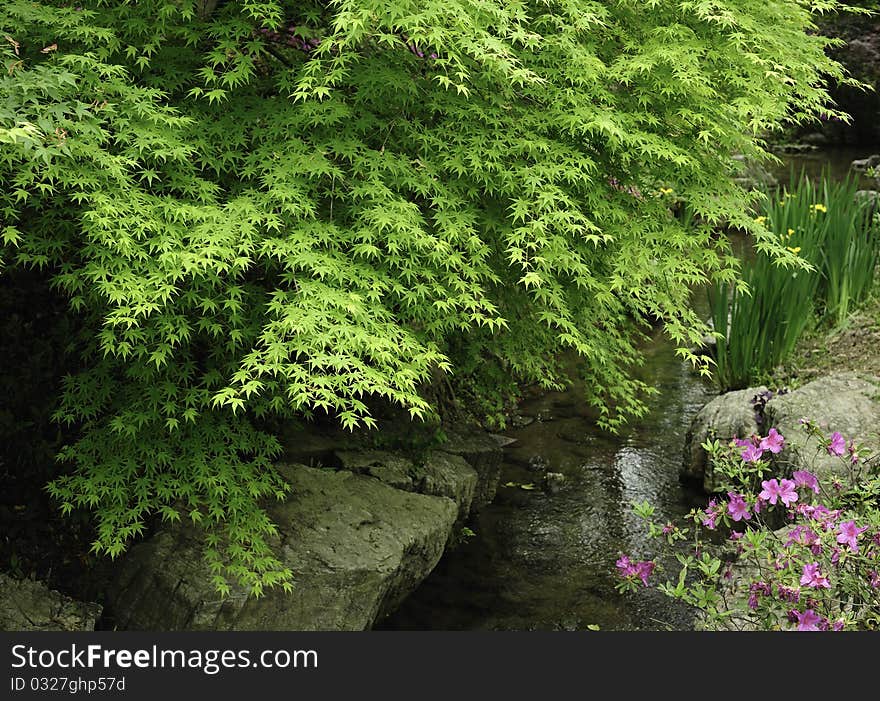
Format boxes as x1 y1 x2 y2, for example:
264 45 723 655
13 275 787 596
0 0 857 592
709 254 818 391
768 171 880 327
619 422 880 631
710 171 880 390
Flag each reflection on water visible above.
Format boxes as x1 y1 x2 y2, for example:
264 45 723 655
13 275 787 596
379 313 714 631
769 146 877 189
379 147 876 631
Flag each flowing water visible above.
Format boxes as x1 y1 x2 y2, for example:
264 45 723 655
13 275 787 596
379 146 878 631
769 145 876 188
379 305 714 631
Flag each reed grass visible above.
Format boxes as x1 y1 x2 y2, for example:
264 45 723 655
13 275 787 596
710 170 879 390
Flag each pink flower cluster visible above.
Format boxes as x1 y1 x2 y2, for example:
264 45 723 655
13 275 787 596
800 562 830 589
701 498 723 529
786 525 822 555
777 584 800 603
748 581 772 609
621 422 880 631
759 478 798 507
837 520 868 553
698 467 823 530
736 428 784 463
789 609 844 631
792 470 819 494
797 503 840 530
826 431 860 464
615 555 655 586
726 492 750 522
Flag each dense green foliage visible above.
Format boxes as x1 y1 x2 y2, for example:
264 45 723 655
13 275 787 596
804 176 880 325
0 1 854 592
710 172 880 390
709 248 819 392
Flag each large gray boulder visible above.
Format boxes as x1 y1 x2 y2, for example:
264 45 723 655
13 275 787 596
106 464 458 630
851 155 880 172
0 573 102 631
764 373 880 482
335 449 478 529
334 449 478 510
335 449 417 492
685 373 880 629
278 422 502 511
416 451 478 520
683 373 880 492
682 386 766 492
439 428 503 508
854 190 880 213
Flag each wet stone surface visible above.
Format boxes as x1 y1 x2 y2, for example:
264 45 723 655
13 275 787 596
379 324 713 631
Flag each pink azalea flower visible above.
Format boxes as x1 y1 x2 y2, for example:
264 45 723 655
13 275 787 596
792 470 819 494
759 428 785 454
777 585 800 603
702 499 721 530
778 479 798 507
759 478 798 507
848 441 860 464
799 504 840 531
828 431 846 456
795 609 823 631
832 620 845 631
785 525 805 548
869 571 880 589
616 555 654 586
741 443 764 463
748 581 771 610
759 479 782 504
634 560 655 586
786 526 821 555
800 562 831 589
837 520 868 553
752 581 771 595
616 555 635 577
727 492 751 522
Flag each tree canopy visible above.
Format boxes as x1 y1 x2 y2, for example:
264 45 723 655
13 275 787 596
0 0 853 592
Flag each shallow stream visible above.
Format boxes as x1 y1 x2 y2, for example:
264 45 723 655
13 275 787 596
380 314 714 631
379 146 877 630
